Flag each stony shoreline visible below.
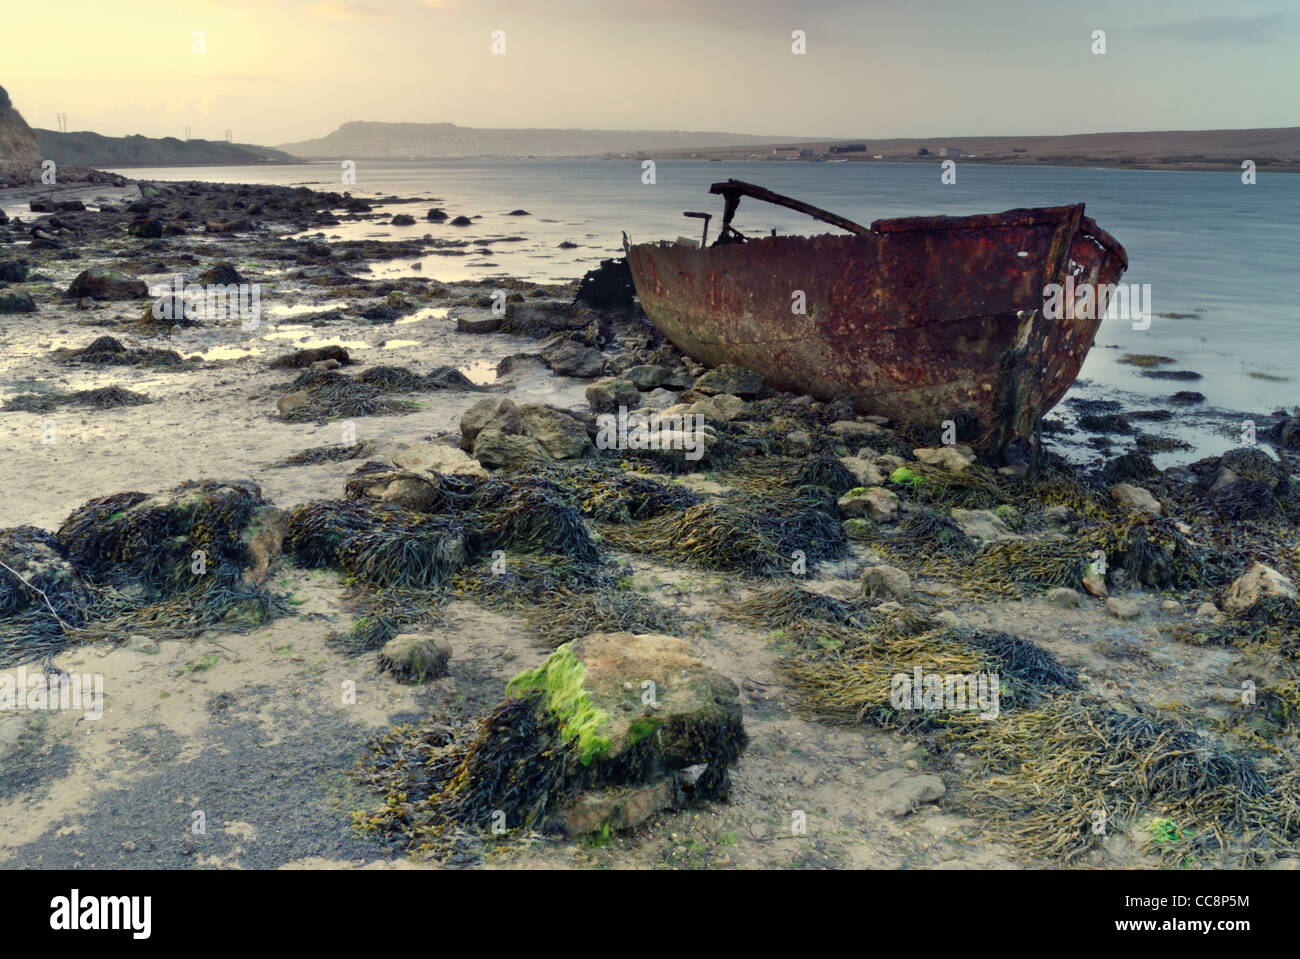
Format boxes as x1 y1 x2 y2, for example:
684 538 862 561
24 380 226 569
1 175 1298 870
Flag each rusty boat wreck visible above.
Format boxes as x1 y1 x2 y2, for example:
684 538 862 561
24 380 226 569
625 179 1129 463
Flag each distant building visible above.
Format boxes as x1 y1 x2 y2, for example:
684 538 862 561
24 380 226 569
829 143 866 153
798 148 816 157
939 146 963 157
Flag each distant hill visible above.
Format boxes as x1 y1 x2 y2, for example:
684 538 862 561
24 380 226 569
34 130 298 167
655 127 1300 172
0 84 41 174
277 121 808 159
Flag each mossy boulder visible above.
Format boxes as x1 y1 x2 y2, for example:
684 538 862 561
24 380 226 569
693 364 764 398
506 632 746 834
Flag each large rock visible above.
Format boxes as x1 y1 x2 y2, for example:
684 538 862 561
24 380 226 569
1111 483 1162 515
0 291 36 314
950 508 1018 542
506 632 746 836
693 364 765 398
459 396 520 450
860 564 911 600
473 429 550 469
517 404 593 459
586 377 640 414
1223 562 1298 614
543 340 604 378
913 446 974 472
867 768 946 818
66 268 148 301
623 364 668 390
840 486 898 523
390 441 487 477
840 456 885 487
689 393 744 422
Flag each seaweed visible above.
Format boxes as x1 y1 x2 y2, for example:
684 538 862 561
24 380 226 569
3 386 152 413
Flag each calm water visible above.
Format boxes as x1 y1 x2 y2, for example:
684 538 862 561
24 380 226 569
104 159 1298 441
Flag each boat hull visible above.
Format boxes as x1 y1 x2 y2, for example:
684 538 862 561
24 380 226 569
627 204 1128 455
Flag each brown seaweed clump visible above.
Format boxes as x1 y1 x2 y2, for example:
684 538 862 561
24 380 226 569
52 335 186 367
2 385 152 413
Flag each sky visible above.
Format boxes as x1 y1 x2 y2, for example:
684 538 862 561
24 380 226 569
5 0 1297 145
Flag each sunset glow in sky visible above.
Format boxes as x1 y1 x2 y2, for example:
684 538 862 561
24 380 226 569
6 0 1297 145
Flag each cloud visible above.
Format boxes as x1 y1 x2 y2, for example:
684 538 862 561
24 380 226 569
419 0 456 8
309 1 392 19
1136 13 1294 44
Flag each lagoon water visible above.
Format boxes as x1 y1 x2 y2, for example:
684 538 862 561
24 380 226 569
106 158 1297 453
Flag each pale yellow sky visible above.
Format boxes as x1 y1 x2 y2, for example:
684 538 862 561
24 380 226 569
6 0 1297 146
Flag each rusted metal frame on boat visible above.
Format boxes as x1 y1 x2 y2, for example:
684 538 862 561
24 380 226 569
683 211 712 247
708 179 871 238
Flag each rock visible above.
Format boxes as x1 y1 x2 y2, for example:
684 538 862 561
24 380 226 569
623 364 668 390
639 388 680 410
450 215 473 226
507 631 746 834
557 781 676 837
459 396 520 450
0 261 26 282
689 393 744 422
378 634 451 684
0 291 35 314
586 377 640 414
1196 601 1220 619
66 267 147 301
391 441 487 478
949 508 1017 542
693 364 764 398
54 199 85 212
867 768 946 818
913 446 973 472
1046 587 1081 608
128 636 159 655
204 218 253 233
785 430 812 451
1043 504 1072 522
1111 482 1162 515
506 209 530 216
829 420 886 442
860 564 911 600
1223 562 1298 614
472 429 549 469
855 487 898 522
390 213 416 226
127 216 164 238
276 390 310 415
1160 599 1183 615
425 208 448 222
239 505 286 584
662 369 695 389
517 404 593 459
840 457 885 487
875 453 906 471
456 314 502 334
198 262 245 286
838 487 885 520
1105 597 1142 620
269 345 351 369
542 340 604 378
